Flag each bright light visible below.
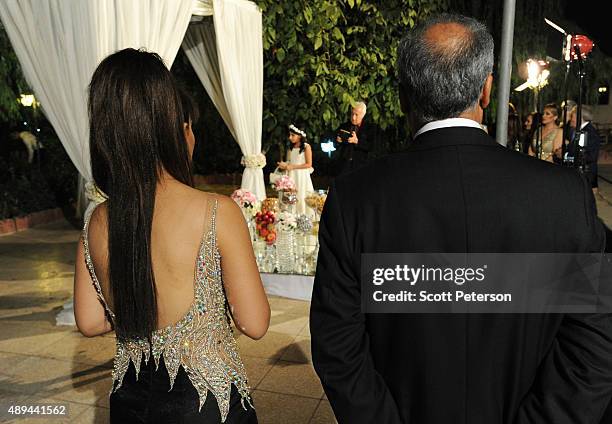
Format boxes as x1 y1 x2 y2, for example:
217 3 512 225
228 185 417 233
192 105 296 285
516 59 550 91
599 87 608 93
527 59 541 87
540 69 550 86
19 94 35 107
545 18 567 35
514 82 531 92
321 140 336 157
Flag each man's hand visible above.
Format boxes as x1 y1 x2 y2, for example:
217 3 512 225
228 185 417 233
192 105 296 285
336 136 343 143
348 131 358 144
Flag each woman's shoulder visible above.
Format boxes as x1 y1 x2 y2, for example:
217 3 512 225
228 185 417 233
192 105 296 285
195 191 241 219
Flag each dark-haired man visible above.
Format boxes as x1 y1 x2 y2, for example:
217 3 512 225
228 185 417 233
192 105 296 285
311 13 612 424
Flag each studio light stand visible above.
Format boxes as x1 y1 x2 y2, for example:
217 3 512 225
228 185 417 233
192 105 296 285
514 59 550 159
544 18 594 173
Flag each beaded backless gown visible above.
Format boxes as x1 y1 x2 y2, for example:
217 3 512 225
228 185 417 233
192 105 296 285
82 199 257 423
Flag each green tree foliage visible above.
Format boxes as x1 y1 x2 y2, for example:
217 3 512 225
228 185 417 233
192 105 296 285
254 0 447 152
0 21 29 122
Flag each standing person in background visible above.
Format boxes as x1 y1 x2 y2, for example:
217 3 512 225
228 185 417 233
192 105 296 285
529 103 562 162
74 48 269 423
278 124 314 217
522 112 540 154
334 102 371 175
564 105 601 194
506 103 521 151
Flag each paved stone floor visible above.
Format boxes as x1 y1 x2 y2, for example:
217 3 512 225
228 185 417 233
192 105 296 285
0 222 333 423
3 172 612 424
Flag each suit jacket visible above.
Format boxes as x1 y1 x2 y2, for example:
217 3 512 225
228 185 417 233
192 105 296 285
310 126 612 424
566 122 601 188
334 120 374 174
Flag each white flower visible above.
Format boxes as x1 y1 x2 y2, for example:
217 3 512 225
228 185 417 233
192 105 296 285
241 153 267 169
277 211 297 231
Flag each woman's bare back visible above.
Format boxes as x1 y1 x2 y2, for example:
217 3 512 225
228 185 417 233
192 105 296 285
84 179 269 337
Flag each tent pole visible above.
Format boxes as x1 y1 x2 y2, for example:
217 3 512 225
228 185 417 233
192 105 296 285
495 0 516 146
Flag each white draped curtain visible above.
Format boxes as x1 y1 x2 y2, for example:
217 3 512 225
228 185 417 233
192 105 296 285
0 0 195 325
183 0 266 200
0 0 195 191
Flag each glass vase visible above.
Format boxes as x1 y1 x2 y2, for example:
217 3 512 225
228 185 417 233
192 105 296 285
276 228 296 273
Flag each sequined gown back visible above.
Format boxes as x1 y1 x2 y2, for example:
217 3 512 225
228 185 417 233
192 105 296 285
82 199 257 423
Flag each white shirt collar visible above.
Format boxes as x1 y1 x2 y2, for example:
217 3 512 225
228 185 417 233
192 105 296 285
414 118 485 138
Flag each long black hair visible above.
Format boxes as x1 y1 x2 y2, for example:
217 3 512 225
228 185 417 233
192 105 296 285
88 48 193 340
179 87 199 125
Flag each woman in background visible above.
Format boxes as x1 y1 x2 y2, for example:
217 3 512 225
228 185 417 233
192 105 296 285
529 103 562 162
74 48 269 423
521 112 539 154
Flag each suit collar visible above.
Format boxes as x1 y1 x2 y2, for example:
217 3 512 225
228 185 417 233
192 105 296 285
410 126 500 150
414 118 483 138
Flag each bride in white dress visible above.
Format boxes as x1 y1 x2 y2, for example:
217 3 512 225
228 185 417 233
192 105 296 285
277 124 314 217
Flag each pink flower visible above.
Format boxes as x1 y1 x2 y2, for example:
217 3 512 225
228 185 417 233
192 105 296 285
272 175 296 191
231 189 257 207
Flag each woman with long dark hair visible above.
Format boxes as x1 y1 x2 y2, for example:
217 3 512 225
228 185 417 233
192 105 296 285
73 48 269 423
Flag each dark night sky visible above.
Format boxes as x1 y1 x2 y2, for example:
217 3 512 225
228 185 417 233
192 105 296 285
563 0 612 56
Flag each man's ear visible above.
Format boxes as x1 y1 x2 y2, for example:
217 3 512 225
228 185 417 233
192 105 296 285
399 82 421 134
480 74 493 109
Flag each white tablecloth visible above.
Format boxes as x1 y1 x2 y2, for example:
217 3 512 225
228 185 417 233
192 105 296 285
260 273 314 301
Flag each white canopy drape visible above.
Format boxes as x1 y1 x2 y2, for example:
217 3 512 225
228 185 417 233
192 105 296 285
184 0 266 200
0 0 195 326
0 0 195 184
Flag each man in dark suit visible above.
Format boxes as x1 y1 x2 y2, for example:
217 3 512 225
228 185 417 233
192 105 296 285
565 105 601 193
310 13 612 424
334 102 373 175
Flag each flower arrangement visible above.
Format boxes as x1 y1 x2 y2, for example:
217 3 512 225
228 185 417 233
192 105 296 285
255 210 276 245
231 188 257 209
240 153 267 169
271 174 296 192
277 211 297 232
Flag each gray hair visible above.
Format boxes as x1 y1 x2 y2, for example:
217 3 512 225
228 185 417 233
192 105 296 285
353 101 367 114
570 104 593 122
397 14 494 123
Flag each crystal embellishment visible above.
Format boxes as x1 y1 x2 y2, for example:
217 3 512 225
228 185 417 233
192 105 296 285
82 200 252 421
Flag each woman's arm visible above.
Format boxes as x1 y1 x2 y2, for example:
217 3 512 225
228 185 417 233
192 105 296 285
287 143 313 170
528 144 535 157
74 237 113 337
216 196 270 339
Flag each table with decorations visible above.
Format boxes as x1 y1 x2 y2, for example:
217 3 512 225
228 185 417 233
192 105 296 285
230 177 327 301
